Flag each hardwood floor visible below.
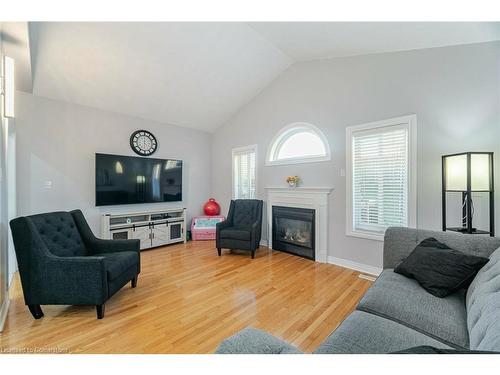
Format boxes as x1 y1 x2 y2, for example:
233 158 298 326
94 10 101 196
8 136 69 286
0 241 372 353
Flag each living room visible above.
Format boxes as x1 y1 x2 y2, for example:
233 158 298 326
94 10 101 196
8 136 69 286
1 1 500 373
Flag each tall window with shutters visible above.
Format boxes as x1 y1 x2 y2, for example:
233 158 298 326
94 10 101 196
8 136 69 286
232 145 257 199
346 115 417 240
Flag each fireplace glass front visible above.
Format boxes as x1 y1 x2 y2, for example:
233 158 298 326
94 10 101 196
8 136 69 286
272 206 315 260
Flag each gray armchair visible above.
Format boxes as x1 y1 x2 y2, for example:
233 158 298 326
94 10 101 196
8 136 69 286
216 199 263 259
9 209 140 319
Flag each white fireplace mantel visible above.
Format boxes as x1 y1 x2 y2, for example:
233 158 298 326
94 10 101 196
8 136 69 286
266 187 333 263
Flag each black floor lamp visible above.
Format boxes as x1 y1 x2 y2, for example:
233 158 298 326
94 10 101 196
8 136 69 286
442 152 494 236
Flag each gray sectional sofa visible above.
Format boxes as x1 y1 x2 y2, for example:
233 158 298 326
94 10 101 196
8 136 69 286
216 227 500 354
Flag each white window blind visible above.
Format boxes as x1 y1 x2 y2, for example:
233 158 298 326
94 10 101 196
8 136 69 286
351 124 409 234
233 146 256 199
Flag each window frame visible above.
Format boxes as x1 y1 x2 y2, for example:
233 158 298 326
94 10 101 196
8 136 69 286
232 144 258 200
266 123 331 166
345 114 417 241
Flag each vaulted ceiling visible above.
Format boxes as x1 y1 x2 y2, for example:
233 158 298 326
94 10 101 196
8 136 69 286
249 22 500 61
23 22 500 132
29 22 292 132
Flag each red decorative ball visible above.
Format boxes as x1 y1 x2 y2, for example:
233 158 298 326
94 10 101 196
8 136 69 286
203 198 221 216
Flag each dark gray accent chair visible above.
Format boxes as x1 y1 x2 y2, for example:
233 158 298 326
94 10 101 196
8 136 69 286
216 227 500 353
216 199 263 259
9 209 140 319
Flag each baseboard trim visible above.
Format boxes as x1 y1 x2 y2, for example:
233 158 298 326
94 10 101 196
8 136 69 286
327 256 382 276
0 297 10 332
259 239 269 247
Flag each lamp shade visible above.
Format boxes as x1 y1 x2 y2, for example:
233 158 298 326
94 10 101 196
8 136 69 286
444 154 467 190
443 152 492 191
471 153 491 191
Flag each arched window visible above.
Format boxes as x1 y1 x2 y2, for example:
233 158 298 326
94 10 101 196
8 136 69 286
266 123 331 165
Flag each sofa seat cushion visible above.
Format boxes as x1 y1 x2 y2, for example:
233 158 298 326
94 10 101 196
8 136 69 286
466 247 500 352
357 269 469 348
220 226 252 241
100 251 139 280
314 311 454 354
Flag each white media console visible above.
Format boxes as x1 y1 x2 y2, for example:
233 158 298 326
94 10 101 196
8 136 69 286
101 208 187 250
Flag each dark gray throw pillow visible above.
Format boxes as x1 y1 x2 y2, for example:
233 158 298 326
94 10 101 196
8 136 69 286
394 237 489 298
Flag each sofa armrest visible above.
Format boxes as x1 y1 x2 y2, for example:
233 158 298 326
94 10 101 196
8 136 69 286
251 220 262 248
215 328 302 354
70 209 140 255
216 220 232 231
88 238 141 255
216 220 232 244
39 255 108 304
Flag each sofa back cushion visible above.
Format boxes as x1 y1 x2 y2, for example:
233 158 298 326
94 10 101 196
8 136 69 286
232 199 262 226
466 246 500 351
383 227 500 269
30 212 87 257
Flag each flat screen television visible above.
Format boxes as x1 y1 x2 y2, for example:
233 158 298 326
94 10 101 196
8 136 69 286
95 153 182 206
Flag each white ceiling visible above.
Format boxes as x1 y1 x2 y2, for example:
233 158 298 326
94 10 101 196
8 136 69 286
1 22 33 93
28 22 500 132
29 22 292 132
249 22 500 61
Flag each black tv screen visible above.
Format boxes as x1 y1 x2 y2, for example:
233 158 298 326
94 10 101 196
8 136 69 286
95 153 182 206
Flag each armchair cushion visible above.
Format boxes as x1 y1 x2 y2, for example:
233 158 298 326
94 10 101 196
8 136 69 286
232 200 261 226
101 251 140 280
220 225 252 241
30 212 87 257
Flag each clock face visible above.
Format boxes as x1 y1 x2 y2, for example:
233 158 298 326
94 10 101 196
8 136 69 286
130 130 158 156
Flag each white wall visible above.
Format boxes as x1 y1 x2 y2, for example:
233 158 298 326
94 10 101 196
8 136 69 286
211 42 500 269
16 92 213 235
0 28 17 330
6 119 16 286
0 24 8 330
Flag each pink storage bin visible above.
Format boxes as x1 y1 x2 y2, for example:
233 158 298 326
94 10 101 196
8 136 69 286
191 215 225 241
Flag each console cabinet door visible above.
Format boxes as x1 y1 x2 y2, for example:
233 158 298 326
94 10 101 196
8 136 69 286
131 225 152 250
110 228 132 240
169 222 183 242
151 223 169 247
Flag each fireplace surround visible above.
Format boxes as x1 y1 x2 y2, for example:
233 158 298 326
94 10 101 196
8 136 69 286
266 187 333 263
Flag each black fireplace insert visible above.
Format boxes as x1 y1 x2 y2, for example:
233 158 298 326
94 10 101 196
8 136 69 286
272 205 315 260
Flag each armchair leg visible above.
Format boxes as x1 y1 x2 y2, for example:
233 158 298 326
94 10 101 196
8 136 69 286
28 304 44 319
217 248 221 256
251 250 255 259
96 304 105 319
131 275 138 288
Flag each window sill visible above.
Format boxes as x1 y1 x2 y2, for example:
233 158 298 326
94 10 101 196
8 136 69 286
265 155 331 167
346 229 385 242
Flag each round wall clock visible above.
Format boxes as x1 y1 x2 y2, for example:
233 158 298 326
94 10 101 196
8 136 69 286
130 130 158 156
